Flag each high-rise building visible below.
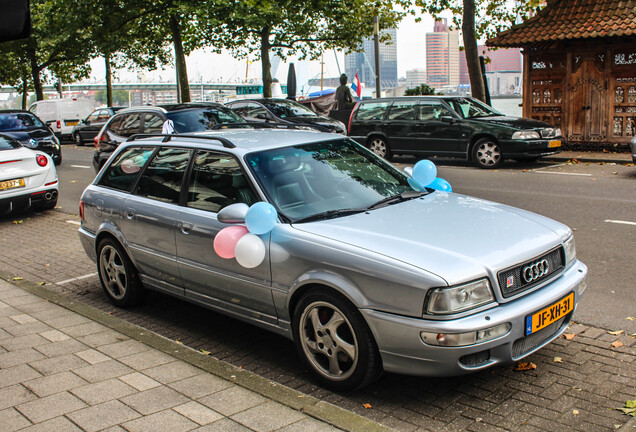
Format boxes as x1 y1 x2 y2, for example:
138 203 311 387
345 28 398 90
425 19 460 88
405 68 427 87
459 46 522 84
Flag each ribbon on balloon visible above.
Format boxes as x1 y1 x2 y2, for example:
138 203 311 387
405 160 452 193
213 202 277 268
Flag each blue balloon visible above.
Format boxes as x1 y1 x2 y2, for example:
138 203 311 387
407 177 426 192
412 160 437 187
429 177 453 192
245 202 278 235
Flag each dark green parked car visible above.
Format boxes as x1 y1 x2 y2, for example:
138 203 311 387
347 96 563 168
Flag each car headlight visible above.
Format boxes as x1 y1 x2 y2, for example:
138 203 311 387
554 128 562 137
563 235 576 268
512 130 541 140
425 279 495 315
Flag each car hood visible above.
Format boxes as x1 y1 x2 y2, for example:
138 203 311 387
469 116 553 130
1 128 54 142
291 192 570 286
285 116 344 131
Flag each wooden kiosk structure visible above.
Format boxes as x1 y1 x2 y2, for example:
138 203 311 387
487 0 636 150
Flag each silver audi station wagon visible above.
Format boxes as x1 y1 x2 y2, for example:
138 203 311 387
78 130 587 391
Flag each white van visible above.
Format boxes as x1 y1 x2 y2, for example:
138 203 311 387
29 98 94 139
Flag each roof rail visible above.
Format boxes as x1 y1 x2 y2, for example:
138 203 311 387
126 134 236 148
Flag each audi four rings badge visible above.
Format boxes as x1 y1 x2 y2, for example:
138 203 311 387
522 259 550 283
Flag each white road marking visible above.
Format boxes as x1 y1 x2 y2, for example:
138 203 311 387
56 273 98 285
70 165 91 169
532 171 592 177
605 219 636 226
66 220 81 226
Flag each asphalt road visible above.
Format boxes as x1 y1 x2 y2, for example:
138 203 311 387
54 144 636 333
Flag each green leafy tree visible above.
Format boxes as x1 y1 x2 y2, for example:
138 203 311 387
95 89 129 106
0 40 32 109
201 0 408 98
404 83 438 96
415 0 540 103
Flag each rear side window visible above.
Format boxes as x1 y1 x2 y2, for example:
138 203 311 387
107 115 124 135
99 147 154 192
143 114 164 134
356 102 390 121
186 151 257 212
118 114 142 137
135 148 193 204
387 101 418 121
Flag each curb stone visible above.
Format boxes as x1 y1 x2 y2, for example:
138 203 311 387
0 270 396 432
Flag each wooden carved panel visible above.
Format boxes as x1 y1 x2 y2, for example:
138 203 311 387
567 52 607 142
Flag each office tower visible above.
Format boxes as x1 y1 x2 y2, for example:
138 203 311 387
345 28 398 90
426 19 460 88
405 68 428 87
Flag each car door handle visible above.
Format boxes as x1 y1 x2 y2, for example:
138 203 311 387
124 207 135 219
179 222 193 234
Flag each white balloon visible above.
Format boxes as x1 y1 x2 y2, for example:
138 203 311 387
234 233 266 268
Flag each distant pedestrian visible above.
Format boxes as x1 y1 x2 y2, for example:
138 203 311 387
336 74 354 110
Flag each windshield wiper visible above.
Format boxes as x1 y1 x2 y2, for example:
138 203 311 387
366 190 428 210
293 208 366 223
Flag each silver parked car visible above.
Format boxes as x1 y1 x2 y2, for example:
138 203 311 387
78 130 587 390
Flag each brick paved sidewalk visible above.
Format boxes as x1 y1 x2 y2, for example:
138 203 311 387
1 211 635 432
0 278 391 432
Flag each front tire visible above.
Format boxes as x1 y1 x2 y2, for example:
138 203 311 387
97 238 144 307
367 136 393 160
292 289 382 391
472 138 502 169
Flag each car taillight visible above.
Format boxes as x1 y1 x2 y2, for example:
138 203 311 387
36 154 48 167
348 102 360 135
56 120 61 130
79 200 85 221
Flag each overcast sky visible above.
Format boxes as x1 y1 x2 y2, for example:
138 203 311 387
86 12 447 90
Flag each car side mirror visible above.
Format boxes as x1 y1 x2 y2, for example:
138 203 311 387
217 203 249 223
440 116 456 124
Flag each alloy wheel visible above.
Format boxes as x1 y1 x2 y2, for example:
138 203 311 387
99 245 127 300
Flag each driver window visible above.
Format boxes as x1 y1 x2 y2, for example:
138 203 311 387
246 103 269 122
387 101 417 120
186 151 257 212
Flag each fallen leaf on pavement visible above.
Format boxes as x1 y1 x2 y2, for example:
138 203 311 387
514 362 537 371
608 330 624 335
175 340 183 345
12 220 23 224
573 410 579 415
12 277 23 281
631 333 636 338
572 387 582 391
363 403 372 409
563 333 575 340
611 341 623 348
38 282 45 286
615 400 636 417
626 317 634 321
200 349 211 355
553 357 563 363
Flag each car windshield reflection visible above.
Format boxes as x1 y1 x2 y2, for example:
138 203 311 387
449 98 503 119
245 139 414 222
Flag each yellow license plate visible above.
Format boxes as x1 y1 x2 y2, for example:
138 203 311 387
0 178 25 191
65 120 78 126
548 140 561 148
525 292 574 335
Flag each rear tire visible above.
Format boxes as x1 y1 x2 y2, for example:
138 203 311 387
367 136 393 160
97 238 144 307
74 133 83 146
292 289 382 391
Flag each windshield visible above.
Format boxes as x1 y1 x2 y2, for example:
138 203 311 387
260 100 318 118
448 98 502 119
0 113 45 131
0 135 22 150
245 139 414 221
167 107 245 133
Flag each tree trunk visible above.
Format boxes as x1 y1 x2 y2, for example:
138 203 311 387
170 14 190 103
21 77 28 110
27 41 43 101
105 53 113 107
260 28 272 98
462 0 486 103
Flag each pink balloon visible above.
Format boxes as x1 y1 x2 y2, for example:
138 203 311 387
213 226 248 259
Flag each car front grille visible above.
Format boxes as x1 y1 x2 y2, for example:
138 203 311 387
512 313 570 358
459 350 490 367
497 247 564 298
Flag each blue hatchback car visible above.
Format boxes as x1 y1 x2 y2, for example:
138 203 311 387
78 130 587 390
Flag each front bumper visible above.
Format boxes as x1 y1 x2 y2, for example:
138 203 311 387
361 260 587 377
500 138 564 158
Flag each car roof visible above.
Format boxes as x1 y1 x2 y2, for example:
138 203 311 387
0 109 34 114
115 103 227 115
358 96 466 102
124 129 343 156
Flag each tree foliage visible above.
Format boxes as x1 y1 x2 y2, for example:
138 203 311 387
201 0 409 97
404 83 438 96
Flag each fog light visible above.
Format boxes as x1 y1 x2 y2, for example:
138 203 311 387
421 322 511 347
578 279 586 295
